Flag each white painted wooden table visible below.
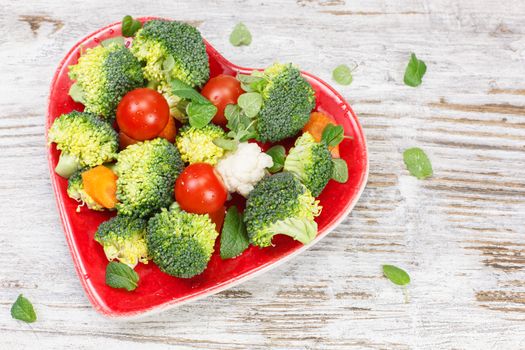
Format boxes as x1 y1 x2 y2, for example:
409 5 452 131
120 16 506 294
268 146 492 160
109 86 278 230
1 1 524 349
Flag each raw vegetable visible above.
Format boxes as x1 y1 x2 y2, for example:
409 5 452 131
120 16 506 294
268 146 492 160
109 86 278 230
118 131 139 149
67 168 104 211
95 215 149 268
121 15 142 37
147 204 219 278
68 42 144 119
176 124 226 165
303 112 340 158
265 145 286 173
215 142 273 197
174 163 227 214
200 75 243 125
209 206 226 232
332 64 353 86
403 147 433 179
11 294 36 323
243 172 321 247
220 206 249 259
331 158 349 183
284 132 334 197
382 265 411 286
115 138 184 217
404 53 427 87
105 261 139 291
157 115 177 143
169 78 217 128
116 88 169 140
238 63 316 142
131 20 209 88
48 111 118 177
81 165 118 209
229 22 252 47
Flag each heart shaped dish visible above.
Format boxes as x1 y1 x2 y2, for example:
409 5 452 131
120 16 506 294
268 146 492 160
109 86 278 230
47 17 368 318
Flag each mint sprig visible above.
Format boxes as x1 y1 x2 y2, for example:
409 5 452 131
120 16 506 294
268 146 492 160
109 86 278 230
220 206 250 259
11 294 36 323
404 53 427 87
106 261 139 291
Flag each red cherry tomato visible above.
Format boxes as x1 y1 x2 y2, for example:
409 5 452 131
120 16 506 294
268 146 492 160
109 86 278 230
116 88 169 140
157 116 177 143
201 75 243 125
119 130 139 150
208 206 226 232
175 163 228 214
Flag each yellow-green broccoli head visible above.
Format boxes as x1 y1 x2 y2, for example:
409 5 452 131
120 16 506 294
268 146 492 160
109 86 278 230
176 124 226 165
95 215 149 268
68 43 144 119
48 111 118 168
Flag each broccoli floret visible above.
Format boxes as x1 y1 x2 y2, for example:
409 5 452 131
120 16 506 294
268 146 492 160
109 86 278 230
243 172 321 247
48 111 118 177
147 204 218 278
176 124 225 165
115 138 184 218
283 132 334 197
68 43 144 119
67 168 104 212
254 63 315 142
95 215 149 268
131 20 209 89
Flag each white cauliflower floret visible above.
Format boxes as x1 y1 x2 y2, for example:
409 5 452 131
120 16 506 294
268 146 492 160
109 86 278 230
216 142 273 197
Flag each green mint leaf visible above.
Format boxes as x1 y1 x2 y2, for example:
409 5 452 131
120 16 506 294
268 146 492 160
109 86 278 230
105 261 139 291
220 206 250 259
265 145 286 173
225 104 258 141
332 64 353 86
229 22 252 47
121 15 142 37
213 137 238 151
404 53 427 87
403 147 433 179
68 82 85 104
237 92 262 118
237 73 263 92
170 78 209 104
382 265 410 286
321 124 344 147
331 158 348 183
187 102 217 129
101 36 125 48
11 294 36 323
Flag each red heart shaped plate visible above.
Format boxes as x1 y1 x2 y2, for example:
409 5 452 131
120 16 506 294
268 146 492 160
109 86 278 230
47 18 368 318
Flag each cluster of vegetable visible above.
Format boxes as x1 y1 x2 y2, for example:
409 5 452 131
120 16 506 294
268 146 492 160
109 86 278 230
47 18 350 291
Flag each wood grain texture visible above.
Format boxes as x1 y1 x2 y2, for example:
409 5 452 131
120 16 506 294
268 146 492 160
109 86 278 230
0 0 524 349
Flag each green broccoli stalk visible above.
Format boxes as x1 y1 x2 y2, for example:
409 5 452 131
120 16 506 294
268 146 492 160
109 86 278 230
67 169 104 212
131 20 209 89
283 132 334 197
95 215 149 268
48 111 118 178
243 172 321 247
68 42 144 119
176 124 226 165
239 63 315 142
115 138 184 218
147 204 219 278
